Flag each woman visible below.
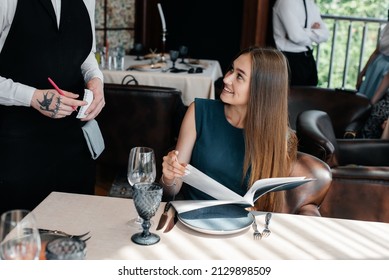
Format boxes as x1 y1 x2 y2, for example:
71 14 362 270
0 0 105 214
161 47 298 212
357 23 389 138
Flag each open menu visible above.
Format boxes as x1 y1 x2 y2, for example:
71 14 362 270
170 164 313 214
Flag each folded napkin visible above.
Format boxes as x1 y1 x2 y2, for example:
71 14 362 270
82 119 105 159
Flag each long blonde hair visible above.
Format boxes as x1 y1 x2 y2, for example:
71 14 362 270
240 47 297 212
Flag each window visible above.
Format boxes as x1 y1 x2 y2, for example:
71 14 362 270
95 0 136 54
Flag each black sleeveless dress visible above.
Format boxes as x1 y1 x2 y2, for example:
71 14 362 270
182 98 248 200
0 0 95 214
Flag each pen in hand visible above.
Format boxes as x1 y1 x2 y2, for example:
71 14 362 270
47 77 77 111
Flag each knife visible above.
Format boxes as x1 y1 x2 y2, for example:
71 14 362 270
163 208 178 233
156 202 171 230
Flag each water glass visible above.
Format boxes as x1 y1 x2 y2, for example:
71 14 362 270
0 209 41 260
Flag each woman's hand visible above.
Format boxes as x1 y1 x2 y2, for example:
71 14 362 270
162 150 187 182
31 89 86 119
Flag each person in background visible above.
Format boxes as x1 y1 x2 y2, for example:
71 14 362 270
160 47 298 213
0 0 105 214
381 117 389 139
273 0 329 86
357 23 389 139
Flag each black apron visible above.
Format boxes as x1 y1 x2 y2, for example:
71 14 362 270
0 0 95 213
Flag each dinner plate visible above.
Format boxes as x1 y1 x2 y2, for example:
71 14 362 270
186 59 209 69
178 204 254 235
128 62 166 72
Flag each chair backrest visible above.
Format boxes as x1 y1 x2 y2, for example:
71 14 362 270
121 74 139 85
296 110 340 167
288 86 371 138
284 151 332 216
96 83 186 178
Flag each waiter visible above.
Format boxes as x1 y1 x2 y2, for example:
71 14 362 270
0 0 105 214
273 0 329 86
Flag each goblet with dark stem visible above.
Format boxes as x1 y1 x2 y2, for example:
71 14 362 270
131 182 163 246
169 50 179 71
134 43 143 60
178 45 188 63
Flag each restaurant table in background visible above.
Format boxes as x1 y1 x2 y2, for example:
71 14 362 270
102 55 223 106
32 192 389 260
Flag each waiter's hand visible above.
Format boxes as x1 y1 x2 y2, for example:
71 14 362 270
31 89 86 119
82 77 105 121
311 22 321 29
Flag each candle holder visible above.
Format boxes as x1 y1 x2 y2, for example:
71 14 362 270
159 30 167 63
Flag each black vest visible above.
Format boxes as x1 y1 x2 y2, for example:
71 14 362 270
0 0 92 92
0 0 95 213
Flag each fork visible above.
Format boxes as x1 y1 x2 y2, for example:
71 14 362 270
79 235 92 242
251 214 262 240
261 213 272 238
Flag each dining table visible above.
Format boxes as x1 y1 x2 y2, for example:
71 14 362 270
31 191 389 260
101 55 224 106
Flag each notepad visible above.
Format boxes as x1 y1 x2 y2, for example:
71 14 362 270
77 89 93 119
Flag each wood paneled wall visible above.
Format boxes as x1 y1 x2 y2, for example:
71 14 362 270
134 0 274 72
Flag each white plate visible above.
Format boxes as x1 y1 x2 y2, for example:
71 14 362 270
186 59 209 69
128 62 166 72
178 204 253 235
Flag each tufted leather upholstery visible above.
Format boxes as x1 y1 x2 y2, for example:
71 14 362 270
296 110 389 222
95 83 187 196
288 86 371 138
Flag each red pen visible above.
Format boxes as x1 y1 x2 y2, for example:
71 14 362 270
47 77 77 111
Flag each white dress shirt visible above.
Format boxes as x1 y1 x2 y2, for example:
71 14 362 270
0 0 103 106
273 0 329 53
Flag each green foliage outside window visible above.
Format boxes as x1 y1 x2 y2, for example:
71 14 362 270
315 0 387 89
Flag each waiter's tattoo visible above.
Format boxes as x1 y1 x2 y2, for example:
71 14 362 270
37 91 61 118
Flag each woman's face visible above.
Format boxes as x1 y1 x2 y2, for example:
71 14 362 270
220 53 251 106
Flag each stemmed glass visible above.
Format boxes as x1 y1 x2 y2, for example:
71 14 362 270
0 209 41 260
133 43 143 60
169 50 180 71
131 182 163 245
127 147 157 228
178 45 188 63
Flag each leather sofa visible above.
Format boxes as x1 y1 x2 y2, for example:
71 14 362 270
288 86 371 138
296 109 389 222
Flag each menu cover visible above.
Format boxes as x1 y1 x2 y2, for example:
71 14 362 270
171 164 313 214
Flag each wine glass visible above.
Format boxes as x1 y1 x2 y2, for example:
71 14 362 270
133 43 143 60
0 209 41 260
127 147 157 228
169 50 180 71
131 182 163 245
178 45 188 63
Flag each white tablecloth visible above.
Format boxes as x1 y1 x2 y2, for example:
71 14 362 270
32 192 389 260
102 56 223 106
